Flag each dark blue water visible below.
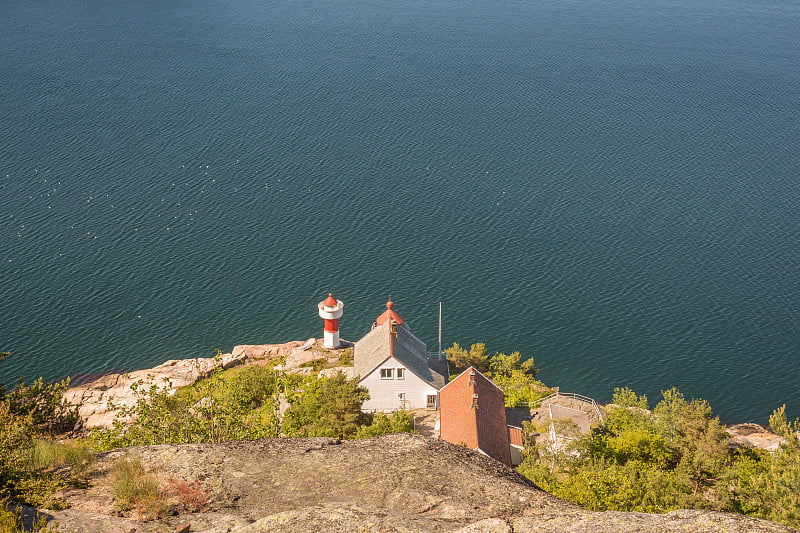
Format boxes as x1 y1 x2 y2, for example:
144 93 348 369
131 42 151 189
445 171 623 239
1 0 798 423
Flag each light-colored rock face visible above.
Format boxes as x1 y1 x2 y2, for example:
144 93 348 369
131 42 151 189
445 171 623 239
33 434 798 533
318 367 354 379
63 341 314 429
727 423 786 451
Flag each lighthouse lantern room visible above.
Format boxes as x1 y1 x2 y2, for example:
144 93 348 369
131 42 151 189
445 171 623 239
318 293 344 348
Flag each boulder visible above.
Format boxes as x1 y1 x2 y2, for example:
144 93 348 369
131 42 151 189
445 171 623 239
727 423 786 451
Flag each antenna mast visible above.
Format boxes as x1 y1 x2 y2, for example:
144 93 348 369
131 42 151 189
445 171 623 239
438 301 442 359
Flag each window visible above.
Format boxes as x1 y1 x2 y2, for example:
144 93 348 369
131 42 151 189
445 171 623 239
427 394 438 410
380 368 394 379
396 368 405 379
398 392 406 401
471 393 479 409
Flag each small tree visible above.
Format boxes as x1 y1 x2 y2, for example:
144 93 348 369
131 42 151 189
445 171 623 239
490 351 537 379
0 402 33 498
652 388 729 502
7 377 77 435
489 351 548 406
282 374 369 439
444 343 490 376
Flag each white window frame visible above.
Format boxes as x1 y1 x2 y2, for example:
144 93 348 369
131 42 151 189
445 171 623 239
395 368 405 380
380 368 394 380
427 394 438 410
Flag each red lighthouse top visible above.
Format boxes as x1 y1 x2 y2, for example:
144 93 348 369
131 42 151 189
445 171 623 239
376 300 404 326
322 293 337 307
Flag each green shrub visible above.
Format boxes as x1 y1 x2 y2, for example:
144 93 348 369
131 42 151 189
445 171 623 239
0 502 56 533
356 410 415 439
91 357 282 449
445 343 490 376
338 349 353 366
283 374 369 439
299 358 327 371
517 388 800 528
6 378 76 436
444 343 550 406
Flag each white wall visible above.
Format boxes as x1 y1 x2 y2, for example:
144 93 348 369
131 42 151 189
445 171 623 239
359 357 439 411
510 445 523 466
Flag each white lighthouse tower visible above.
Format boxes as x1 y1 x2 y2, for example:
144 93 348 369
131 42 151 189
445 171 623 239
318 293 344 348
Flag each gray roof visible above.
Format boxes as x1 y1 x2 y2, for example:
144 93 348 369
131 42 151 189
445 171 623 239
354 322 446 390
427 357 450 382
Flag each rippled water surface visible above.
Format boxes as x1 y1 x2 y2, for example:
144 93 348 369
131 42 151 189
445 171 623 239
1 0 798 422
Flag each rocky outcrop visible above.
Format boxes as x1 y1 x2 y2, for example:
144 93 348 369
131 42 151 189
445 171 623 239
33 434 796 532
63 339 347 429
727 423 785 451
63 354 243 429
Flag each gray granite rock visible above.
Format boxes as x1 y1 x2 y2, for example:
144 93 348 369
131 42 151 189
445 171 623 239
36 434 796 533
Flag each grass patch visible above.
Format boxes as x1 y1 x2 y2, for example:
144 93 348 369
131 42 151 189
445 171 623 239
338 348 353 366
110 458 166 520
32 440 95 478
298 358 328 371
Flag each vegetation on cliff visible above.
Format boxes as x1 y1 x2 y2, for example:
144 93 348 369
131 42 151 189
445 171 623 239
518 387 800 528
0 352 82 530
444 343 551 406
2 347 799 530
90 360 412 449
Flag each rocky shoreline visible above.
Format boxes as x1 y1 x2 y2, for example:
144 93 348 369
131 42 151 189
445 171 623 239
62 340 784 450
62 339 350 430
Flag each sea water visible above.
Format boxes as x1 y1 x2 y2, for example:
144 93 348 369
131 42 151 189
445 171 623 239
1 0 798 422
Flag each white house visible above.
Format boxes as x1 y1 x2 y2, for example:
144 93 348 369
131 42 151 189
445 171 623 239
354 301 447 411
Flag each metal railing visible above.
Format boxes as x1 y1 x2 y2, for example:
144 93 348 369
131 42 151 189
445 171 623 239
511 391 604 425
426 351 445 360
510 392 558 410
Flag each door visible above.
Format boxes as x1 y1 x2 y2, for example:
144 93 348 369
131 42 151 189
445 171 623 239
426 394 438 410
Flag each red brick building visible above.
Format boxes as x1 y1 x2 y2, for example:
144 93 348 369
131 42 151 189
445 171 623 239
439 367 512 466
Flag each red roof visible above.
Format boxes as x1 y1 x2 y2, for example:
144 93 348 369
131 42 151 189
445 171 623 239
508 426 523 447
322 293 337 307
376 300 404 325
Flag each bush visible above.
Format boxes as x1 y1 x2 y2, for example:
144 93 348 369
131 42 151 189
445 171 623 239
6 378 76 436
518 387 731 514
445 343 490 375
0 403 32 498
725 405 800 528
338 348 353 366
283 374 369 439
91 359 281 449
444 343 550 406
356 410 415 439
167 478 210 513
299 358 327 371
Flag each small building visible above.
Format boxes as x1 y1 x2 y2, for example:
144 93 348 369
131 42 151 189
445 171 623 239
439 367 512 466
354 301 446 412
